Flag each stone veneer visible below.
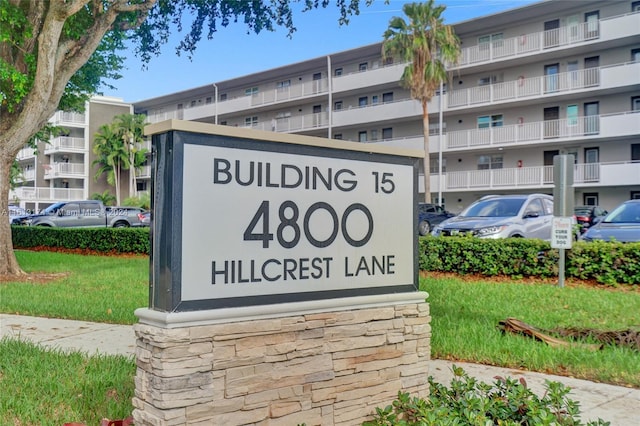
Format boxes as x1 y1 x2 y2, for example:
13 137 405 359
133 295 430 425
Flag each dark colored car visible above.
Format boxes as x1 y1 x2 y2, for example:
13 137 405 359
582 200 640 242
432 194 556 240
574 205 608 234
418 203 455 236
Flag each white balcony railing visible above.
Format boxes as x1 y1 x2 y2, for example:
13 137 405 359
136 165 151 178
448 68 600 108
44 136 87 154
50 111 86 126
250 78 329 106
447 115 601 150
458 21 600 67
16 147 37 160
10 186 85 202
43 162 85 178
440 162 624 191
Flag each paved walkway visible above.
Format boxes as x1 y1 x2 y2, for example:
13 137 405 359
1 313 639 425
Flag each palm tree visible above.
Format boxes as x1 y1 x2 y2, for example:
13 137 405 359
114 113 148 198
93 123 129 205
382 1 460 204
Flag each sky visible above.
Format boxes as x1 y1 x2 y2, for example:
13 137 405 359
102 0 540 103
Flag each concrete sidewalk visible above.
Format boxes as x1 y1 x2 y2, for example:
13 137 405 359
2 313 639 425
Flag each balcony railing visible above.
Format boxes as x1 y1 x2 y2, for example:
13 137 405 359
447 115 601 150
250 78 329 106
458 21 600 67
43 162 85 178
443 162 606 191
244 111 330 133
15 169 36 183
10 186 85 201
136 165 151 178
16 147 37 160
448 68 600 108
44 136 87 154
50 111 86 126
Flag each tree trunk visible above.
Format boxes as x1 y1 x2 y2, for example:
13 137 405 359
422 100 432 204
0 154 25 276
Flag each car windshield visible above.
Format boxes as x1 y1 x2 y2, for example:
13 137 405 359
461 198 525 218
603 203 640 224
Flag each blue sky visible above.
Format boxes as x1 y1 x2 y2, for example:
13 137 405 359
102 0 539 103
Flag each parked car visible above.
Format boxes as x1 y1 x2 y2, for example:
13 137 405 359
418 203 455 235
431 194 555 240
105 206 149 228
140 211 151 227
8 205 26 224
582 199 640 242
14 200 147 228
574 205 608 233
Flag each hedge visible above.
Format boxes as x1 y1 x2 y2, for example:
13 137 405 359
11 226 150 255
419 236 640 286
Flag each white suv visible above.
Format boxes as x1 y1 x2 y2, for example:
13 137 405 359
431 194 555 240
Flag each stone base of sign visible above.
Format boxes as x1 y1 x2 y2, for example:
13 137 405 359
132 292 430 425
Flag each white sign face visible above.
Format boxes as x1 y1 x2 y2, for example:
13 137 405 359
180 143 416 303
551 216 573 249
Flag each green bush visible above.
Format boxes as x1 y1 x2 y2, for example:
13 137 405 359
11 226 150 254
364 366 609 426
419 237 640 286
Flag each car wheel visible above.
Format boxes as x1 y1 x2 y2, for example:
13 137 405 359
418 220 431 236
113 221 129 228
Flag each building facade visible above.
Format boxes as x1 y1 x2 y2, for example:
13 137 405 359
133 0 640 213
10 96 149 212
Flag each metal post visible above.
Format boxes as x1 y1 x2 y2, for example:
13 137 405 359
558 248 565 288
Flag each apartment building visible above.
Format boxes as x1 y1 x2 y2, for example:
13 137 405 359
133 0 640 213
10 96 150 212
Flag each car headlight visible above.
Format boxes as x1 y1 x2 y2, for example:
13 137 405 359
477 225 507 236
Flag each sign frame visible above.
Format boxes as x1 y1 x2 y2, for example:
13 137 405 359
147 121 422 312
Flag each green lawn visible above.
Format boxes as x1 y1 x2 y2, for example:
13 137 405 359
1 250 638 424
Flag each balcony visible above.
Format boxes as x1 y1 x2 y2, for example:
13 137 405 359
440 161 639 192
250 79 329 106
10 186 85 202
49 111 86 126
136 165 151 179
44 136 87 154
333 98 422 127
457 12 639 68
245 111 330 133
446 111 640 151
16 147 36 161
447 62 639 110
43 162 85 179
332 62 405 93
15 169 36 183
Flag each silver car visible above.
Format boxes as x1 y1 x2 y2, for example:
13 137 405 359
431 194 555 240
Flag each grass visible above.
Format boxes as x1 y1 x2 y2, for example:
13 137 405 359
1 250 639 423
0 338 135 426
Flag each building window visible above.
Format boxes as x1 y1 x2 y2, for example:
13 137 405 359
245 116 258 126
478 75 498 86
220 121 227 126
333 134 343 140
567 105 578 126
382 92 393 103
583 193 599 206
358 96 368 107
633 1 640 11
190 100 196 107
358 131 368 142
382 127 393 140
632 96 640 111
430 158 447 174
334 68 343 76
632 191 640 199
477 154 503 170
245 87 258 96
632 48 640 62
205 97 212 104
383 56 394 65
220 93 227 101
359 62 368 72
371 130 378 141
585 11 599 38
372 95 379 105
334 101 343 111
477 114 503 128
632 144 640 162
276 80 291 89
313 72 321 80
